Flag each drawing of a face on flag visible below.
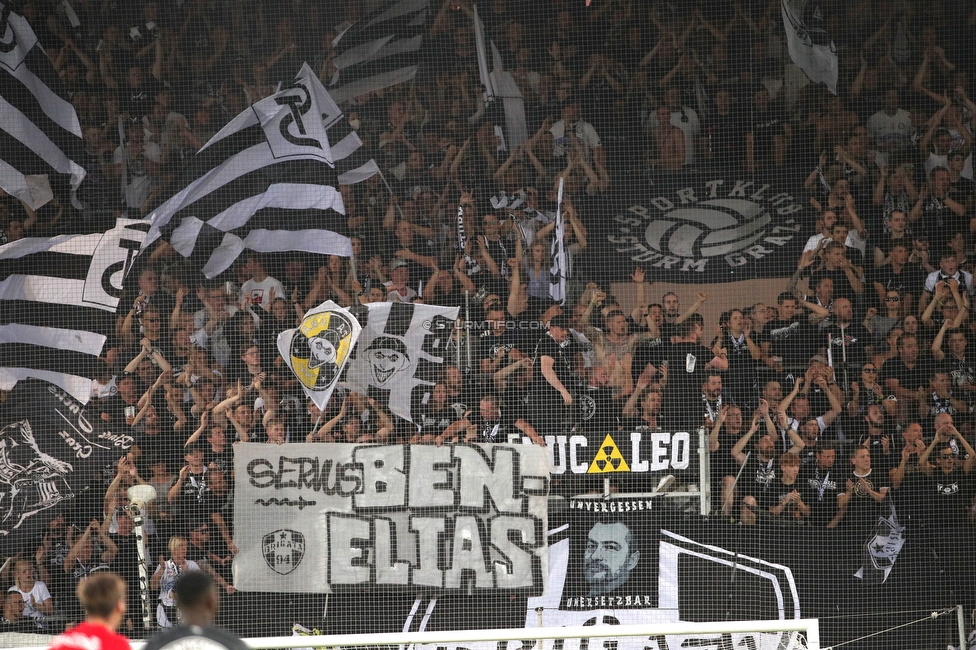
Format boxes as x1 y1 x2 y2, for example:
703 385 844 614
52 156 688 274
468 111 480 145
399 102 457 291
364 336 410 386
279 301 361 409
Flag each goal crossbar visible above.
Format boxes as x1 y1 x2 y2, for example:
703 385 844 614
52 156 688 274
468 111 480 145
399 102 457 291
7 618 821 650
232 619 821 650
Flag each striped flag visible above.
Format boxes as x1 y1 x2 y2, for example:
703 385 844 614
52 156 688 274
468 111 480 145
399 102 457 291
0 3 87 209
0 220 149 402
341 302 458 423
307 63 380 186
328 0 429 104
549 180 566 305
145 64 353 278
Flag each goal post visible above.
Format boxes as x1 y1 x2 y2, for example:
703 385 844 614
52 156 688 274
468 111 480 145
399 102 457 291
2 619 822 650
235 618 821 650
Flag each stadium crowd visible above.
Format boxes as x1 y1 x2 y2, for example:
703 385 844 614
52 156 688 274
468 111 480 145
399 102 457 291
5 0 976 638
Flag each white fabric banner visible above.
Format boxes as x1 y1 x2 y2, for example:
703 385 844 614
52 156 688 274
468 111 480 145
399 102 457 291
232 443 550 594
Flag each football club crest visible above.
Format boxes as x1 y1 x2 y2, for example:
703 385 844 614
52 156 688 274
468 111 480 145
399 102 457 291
262 529 305 575
278 300 362 409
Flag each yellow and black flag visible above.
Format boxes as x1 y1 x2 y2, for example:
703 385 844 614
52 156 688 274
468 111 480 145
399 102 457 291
277 300 361 409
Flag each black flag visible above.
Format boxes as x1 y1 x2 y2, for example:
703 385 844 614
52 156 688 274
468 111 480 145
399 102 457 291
0 379 130 551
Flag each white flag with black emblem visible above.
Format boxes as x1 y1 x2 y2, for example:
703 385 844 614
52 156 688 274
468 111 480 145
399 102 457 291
781 0 838 94
341 302 458 423
0 220 149 402
277 300 361 410
0 2 87 209
144 64 352 278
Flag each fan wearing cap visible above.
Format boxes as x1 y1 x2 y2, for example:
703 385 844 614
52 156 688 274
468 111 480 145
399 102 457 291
168 441 210 522
386 259 419 303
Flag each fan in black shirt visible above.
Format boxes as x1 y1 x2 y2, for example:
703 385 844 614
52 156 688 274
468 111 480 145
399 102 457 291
652 315 728 433
531 316 581 432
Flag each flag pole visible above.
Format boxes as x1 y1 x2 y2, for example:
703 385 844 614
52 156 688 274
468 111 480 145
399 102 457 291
118 116 128 212
309 412 324 438
465 290 472 371
377 169 407 222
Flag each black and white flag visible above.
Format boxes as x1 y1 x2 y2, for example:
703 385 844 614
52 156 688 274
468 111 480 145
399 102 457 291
471 3 528 150
328 0 429 104
0 2 87 209
145 64 352 278
855 502 905 584
306 63 380 186
341 302 458 423
781 0 838 94
0 220 148 402
0 379 129 549
549 179 566 305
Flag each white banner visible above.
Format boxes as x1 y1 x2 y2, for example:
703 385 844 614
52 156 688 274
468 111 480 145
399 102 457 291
340 302 459 423
232 443 549 593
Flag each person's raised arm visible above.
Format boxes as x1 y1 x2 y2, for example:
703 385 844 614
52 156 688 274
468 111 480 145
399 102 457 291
730 412 760 466
309 396 349 442
452 254 477 294
818 375 844 426
674 291 707 325
708 405 728 452
778 377 803 419
918 99 948 153
951 426 976 473
184 409 210 447
890 440 918 488
65 520 98 570
566 206 587 250
922 281 950 328
623 368 654 418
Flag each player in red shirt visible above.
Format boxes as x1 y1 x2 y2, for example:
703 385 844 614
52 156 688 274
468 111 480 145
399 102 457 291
49 573 131 650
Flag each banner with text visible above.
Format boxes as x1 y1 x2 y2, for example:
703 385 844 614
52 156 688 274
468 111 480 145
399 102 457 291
544 429 698 478
233 442 549 593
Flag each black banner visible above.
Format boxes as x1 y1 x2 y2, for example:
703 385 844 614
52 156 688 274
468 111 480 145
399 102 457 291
306 509 964 650
595 170 808 284
0 379 130 550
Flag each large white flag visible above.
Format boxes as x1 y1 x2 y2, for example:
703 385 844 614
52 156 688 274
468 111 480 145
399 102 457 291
341 302 458 423
144 64 352 278
0 220 148 402
328 0 429 104
782 0 837 94
277 300 361 410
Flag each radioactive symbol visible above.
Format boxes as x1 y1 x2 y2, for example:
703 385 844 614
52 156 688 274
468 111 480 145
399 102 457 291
587 434 630 473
